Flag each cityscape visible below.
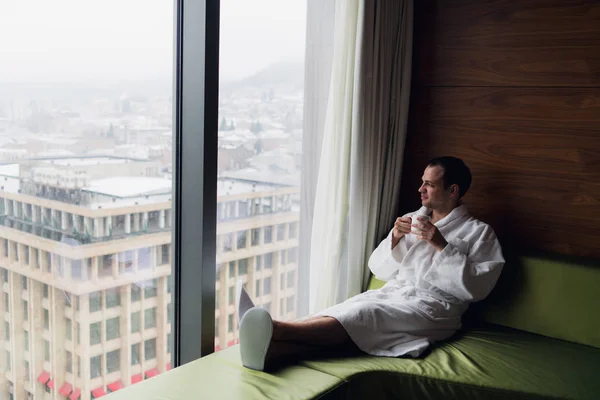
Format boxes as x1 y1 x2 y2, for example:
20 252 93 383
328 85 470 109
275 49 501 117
0 58 305 400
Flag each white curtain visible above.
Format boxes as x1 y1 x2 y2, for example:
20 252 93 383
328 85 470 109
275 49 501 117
309 0 414 313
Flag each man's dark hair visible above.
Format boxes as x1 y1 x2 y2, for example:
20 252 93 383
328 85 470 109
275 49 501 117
427 156 472 198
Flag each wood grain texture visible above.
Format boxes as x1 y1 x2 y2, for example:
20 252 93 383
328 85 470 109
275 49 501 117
400 87 600 259
413 0 600 87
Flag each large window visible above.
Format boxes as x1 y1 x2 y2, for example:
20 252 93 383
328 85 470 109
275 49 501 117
0 0 175 397
214 1 307 354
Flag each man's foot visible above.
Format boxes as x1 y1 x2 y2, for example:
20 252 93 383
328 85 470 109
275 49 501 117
239 307 273 371
236 279 255 324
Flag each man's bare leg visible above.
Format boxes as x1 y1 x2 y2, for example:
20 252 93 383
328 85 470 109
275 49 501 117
263 316 362 369
273 316 355 347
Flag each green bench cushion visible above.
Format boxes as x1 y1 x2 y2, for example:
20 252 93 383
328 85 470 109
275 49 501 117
301 324 600 400
106 324 600 400
104 348 344 400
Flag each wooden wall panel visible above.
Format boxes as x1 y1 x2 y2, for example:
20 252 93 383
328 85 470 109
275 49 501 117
401 0 600 260
400 87 600 258
413 0 600 87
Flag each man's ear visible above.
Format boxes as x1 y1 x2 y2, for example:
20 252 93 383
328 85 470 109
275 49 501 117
450 184 459 198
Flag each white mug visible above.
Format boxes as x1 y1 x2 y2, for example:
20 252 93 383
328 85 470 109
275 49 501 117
411 215 431 235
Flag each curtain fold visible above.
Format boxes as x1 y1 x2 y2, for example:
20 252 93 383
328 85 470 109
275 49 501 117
309 0 414 313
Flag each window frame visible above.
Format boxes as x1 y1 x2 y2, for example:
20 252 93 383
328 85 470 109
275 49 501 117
172 0 220 367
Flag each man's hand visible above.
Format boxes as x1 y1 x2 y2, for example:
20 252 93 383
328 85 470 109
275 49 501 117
391 217 412 248
413 217 448 252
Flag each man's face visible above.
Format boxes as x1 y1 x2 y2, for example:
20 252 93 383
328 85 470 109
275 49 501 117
418 165 455 209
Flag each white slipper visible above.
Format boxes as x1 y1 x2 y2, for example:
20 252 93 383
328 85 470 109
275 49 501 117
239 307 273 371
236 279 255 324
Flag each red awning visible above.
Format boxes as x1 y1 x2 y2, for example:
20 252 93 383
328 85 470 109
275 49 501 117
107 381 124 392
131 374 143 384
59 382 73 396
69 388 81 400
145 368 160 378
91 387 106 398
215 345 222 352
166 362 172 371
47 380 55 389
37 371 50 384
227 340 235 347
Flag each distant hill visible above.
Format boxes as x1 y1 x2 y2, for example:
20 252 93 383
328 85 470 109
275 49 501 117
221 61 304 92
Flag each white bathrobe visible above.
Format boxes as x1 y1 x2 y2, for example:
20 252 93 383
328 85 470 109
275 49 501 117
317 204 505 357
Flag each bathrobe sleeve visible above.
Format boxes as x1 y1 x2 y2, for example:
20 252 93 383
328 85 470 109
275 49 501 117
422 225 505 302
368 228 411 281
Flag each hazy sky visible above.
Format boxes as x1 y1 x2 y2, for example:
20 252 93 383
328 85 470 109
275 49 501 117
0 0 306 83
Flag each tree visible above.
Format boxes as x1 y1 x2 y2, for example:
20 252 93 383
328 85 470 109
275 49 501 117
219 117 228 131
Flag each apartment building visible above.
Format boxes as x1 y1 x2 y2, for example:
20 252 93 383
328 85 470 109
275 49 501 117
0 157 299 400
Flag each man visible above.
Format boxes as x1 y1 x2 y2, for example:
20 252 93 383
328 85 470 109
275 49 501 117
237 156 505 371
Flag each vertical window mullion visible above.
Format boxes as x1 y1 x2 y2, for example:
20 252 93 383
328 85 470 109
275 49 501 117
173 0 220 366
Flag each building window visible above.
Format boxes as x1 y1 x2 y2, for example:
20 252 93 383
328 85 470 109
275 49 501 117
255 280 261 297
24 245 29 265
264 277 272 295
66 351 73 373
228 261 235 278
144 280 158 298
44 340 50 362
0 268 7 282
277 224 286 241
90 355 102 379
288 248 298 263
106 317 120 340
4 322 9 341
65 318 72 340
161 244 170 265
43 309 49 330
256 255 262 271
144 338 156 361
168 333 173 354
43 284 49 298
5 351 10 371
237 231 247 249
144 308 157 330
280 273 285 291
23 300 28 321
289 222 298 239
287 271 295 289
228 314 234 333
71 259 83 280
228 286 235 306
106 288 120 308
287 296 294 313
238 258 249 275
131 343 140 365
106 350 120 373
90 322 101 345
222 233 233 252
251 228 260 246
131 312 141 333
264 253 273 269
263 302 271 314
131 284 141 302
264 226 273 243
24 360 30 381
89 292 102 313
280 250 287 265
24 330 29 351
99 254 113 277
3 293 8 312
21 276 27 291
